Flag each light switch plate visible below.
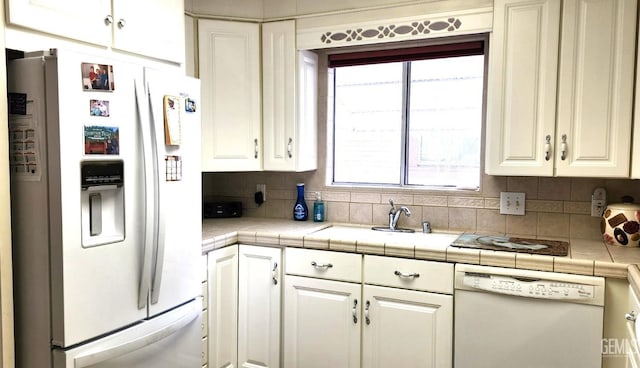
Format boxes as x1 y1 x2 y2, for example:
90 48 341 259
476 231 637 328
500 192 525 215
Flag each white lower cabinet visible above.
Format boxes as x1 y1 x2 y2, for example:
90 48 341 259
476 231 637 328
284 275 362 368
283 249 453 368
206 244 281 368
207 245 239 368
362 285 452 368
238 245 281 368
626 285 640 367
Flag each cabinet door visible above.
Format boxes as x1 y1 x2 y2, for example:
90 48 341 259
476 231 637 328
295 50 319 172
112 0 185 63
362 285 453 368
199 20 262 172
634 18 640 179
485 0 560 176
262 20 296 171
262 20 318 172
626 285 640 367
238 245 281 368
5 0 112 46
555 0 636 177
208 245 238 368
284 275 361 368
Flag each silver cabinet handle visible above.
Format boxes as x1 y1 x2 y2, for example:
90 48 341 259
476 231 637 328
272 262 278 285
117 18 126 29
352 299 358 324
254 138 259 159
311 261 333 269
394 270 420 278
626 311 637 321
365 300 371 325
104 15 113 25
287 138 293 158
544 135 551 161
560 134 568 161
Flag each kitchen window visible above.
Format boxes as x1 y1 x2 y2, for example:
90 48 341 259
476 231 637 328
329 38 486 190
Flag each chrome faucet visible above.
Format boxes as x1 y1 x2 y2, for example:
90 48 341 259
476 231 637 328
388 199 411 230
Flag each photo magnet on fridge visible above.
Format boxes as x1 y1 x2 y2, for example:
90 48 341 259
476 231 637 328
89 100 110 117
185 98 196 113
81 63 115 91
84 125 119 155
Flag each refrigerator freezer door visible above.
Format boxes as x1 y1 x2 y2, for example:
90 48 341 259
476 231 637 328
144 68 202 317
47 51 148 346
52 299 202 368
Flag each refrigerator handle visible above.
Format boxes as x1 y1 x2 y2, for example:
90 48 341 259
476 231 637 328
135 79 154 310
73 302 200 367
148 86 166 305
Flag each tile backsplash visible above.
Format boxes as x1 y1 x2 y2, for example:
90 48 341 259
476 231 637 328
203 171 640 241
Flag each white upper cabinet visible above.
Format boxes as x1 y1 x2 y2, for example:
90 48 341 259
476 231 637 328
199 19 263 172
630 7 640 179
486 0 637 177
262 20 318 172
485 0 560 176
112 0 185 63
5 0 112 47
555 0 636 177
5 0 185 63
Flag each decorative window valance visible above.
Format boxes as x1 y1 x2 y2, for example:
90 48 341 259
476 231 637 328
296 1 493 50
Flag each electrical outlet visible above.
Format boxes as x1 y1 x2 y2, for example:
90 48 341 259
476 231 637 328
257 184 266 201
500 192 526 215
591 187 606 217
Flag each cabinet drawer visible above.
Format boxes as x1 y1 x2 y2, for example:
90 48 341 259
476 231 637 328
364 255 453 294
285 248 362 282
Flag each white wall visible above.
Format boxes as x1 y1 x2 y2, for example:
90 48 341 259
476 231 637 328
0 3 15 366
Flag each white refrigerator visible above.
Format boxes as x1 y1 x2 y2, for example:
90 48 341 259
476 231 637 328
8 49 202 367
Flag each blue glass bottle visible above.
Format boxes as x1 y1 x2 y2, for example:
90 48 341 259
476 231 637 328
293 183 308 221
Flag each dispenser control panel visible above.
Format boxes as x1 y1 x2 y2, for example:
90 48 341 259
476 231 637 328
81 161 124 189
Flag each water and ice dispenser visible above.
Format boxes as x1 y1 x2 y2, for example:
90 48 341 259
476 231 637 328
80 161 125 247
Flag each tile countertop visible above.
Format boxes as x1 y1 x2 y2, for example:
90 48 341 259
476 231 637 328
202 217 640 279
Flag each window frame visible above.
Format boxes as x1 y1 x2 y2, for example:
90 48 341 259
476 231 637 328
327 34 489 191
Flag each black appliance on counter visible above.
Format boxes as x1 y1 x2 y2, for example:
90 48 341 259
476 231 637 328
203 201 243 218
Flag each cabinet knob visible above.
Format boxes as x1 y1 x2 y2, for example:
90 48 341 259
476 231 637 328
365 300 371 325
117 19 126 29
560 134 568 161
272 262 278 285
626 311 637 321
352 299 358 324
254 138 259 159
104 15 113 25
544 135 551 161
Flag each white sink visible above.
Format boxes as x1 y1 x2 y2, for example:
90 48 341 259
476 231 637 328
310 225 460 246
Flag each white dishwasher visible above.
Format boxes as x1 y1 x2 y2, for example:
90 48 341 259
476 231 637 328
454 264 605 368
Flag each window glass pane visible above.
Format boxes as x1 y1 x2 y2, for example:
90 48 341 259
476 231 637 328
406 55 483 188
333 63 403 184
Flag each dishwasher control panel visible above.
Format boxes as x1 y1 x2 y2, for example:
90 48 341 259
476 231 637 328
463 273 595 300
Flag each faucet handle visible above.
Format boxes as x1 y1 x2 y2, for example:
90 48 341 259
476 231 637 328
389 199 395 209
